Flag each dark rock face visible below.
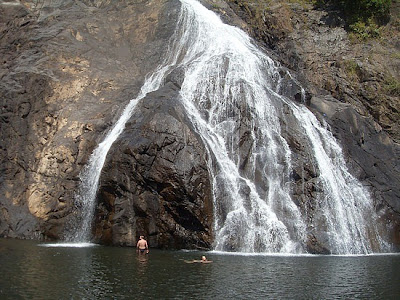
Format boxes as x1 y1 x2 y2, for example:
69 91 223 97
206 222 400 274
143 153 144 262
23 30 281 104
0 0 182 241
94 83 213 249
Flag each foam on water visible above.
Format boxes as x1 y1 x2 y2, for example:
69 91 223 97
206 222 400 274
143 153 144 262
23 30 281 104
39 243 98 248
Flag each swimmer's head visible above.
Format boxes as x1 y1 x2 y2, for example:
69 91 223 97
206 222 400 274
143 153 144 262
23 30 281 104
202 256 207 261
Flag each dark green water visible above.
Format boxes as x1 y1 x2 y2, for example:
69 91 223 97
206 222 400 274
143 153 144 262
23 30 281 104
1 238 399 299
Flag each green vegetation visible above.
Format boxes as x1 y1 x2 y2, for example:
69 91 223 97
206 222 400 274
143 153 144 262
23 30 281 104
287 0 318 5
383 75 400 96
212 3 221 9
318 0 392 23
392 52 400 59
345 0 391 20
343 59 362 79
228 0 395 39
349 19 382 39
317 0 392 39
226 0 272 25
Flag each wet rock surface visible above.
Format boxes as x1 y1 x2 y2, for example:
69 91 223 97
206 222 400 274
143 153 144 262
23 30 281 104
95 83 213 249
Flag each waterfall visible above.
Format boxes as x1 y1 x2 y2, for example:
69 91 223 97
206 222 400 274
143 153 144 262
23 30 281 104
289 105 391 253
66 0 390 254
175 0 389 254
176 0 306 253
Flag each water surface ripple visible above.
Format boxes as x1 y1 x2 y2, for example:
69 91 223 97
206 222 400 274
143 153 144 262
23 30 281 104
1 239 399 299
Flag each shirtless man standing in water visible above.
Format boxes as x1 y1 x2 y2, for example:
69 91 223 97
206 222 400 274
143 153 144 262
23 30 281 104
136 236 149 254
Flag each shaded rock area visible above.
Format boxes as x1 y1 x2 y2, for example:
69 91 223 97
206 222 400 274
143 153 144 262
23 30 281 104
0 0 183 242
94 83 213 249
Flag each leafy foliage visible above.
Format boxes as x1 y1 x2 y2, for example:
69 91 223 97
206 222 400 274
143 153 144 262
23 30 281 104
315 0 392 38
342 0 392 26
383 75 400 96
349 18 382 39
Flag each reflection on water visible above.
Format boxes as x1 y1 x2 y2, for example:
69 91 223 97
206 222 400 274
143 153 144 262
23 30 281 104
136 252 149 293
0 238 399 299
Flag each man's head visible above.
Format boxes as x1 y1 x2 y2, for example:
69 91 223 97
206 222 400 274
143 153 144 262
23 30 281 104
201 256 207 261
140 235 144 240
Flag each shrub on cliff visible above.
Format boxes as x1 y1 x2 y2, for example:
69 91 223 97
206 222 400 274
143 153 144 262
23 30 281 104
345 0 391 24
343 0 391 23
317 0 392 23
316 0 392 38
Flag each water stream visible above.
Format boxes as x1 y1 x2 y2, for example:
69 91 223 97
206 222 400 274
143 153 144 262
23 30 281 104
66 0 390 254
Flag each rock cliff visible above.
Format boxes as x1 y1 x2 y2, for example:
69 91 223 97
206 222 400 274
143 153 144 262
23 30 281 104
0 0 399 251
0 0 198 245
94 83 213 249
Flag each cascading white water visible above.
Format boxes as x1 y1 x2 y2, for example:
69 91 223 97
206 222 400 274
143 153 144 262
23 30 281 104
175 0 389 254
176 0 306 253
289 104 391 253
67 0 390 253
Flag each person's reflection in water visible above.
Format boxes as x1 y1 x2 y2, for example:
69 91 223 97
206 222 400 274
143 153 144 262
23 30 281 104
137 252 149 266
135 246 149 293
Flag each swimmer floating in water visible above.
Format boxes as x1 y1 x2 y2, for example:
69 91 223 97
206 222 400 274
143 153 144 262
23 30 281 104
184 255 212 264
